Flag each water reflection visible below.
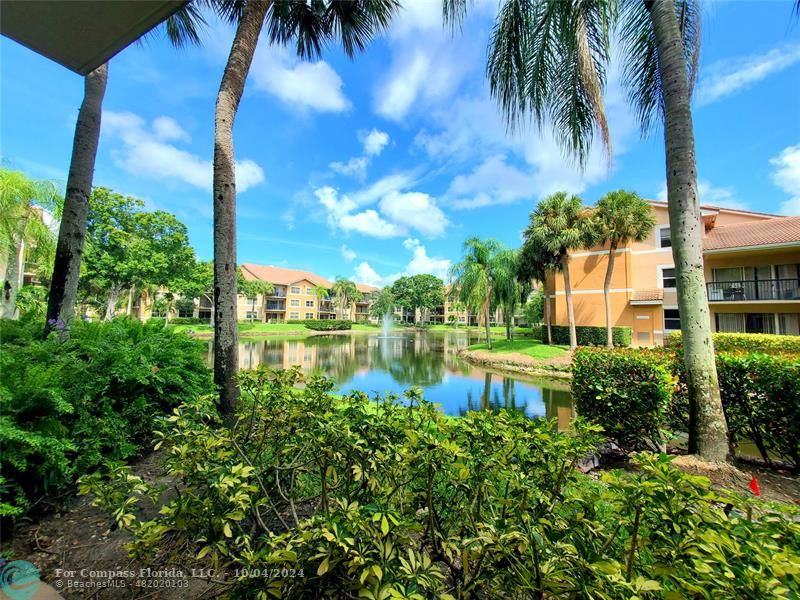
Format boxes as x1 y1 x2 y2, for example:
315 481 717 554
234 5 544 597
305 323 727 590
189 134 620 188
223 332 573 422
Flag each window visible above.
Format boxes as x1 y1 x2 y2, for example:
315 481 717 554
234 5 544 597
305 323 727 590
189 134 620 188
657 226 671 248
458 316 466 323
305 312 314 319
664 308 680 331
306 287 313 295
660 267 676 289
779 314 799 335
290 299 300 307
289 311 300 320
305 300 314 307
245 311 258 320
715 313 775 334
290 286 301 294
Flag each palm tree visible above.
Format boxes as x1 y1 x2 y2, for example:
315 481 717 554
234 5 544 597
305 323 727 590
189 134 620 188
450 237 504 349
525 193 595 350
445 0 728 461
312 284 330 317
492 248 521 341
210 1 399 418
45 6 207 337
595 190 656 347
331 278 361 320
0 169 61 320
518 240 560 345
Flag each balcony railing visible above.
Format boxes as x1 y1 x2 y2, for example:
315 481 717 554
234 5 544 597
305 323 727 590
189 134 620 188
265 301 285 310
707 279 800 302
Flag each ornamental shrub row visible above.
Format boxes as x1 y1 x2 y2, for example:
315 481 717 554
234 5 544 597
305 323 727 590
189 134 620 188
543 324 632 346
80 369 800 599
573 347 800 470
666 331 800 354
0 317 213 520
302 319 352 330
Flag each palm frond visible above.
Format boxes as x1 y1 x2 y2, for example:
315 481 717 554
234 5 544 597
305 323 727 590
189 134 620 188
617 0 701 137
163 2 208 47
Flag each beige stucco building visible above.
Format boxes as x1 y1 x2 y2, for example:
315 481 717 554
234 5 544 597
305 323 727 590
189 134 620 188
545 201 800 346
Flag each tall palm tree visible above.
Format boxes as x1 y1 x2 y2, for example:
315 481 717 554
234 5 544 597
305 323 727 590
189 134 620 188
518 240 560 345
450 237 503 349
0 169 61 320
331 278 361 320
210 1 399 417
595 190 656 347
492 248 521 341
525 193 595 350
45 5 207 337
445 0 728 461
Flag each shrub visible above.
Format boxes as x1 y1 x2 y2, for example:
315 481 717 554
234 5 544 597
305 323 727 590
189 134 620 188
572 348 675 451
169 316 202 325
543 324 632 346
666 331 800 354
0 317 213 519
81 370 800 599
303 319 352 330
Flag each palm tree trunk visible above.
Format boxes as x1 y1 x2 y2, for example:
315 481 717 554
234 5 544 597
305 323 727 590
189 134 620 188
562 255 577 349
649 0 728 461
1 227 26 320
603 244 617 347
544 284 553 345
126 285 135 316
484 288 492 349
213 0 269 420
46 63 108 338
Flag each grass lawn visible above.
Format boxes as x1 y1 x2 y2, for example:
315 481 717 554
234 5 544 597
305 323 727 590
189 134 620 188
170 322 378 335
427 324 531 335
467 338 569 359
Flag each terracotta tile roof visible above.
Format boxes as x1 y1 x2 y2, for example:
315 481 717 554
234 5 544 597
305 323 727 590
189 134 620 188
240 263 380 292
240 264 332 288
703 216 800 251
631 289 663 303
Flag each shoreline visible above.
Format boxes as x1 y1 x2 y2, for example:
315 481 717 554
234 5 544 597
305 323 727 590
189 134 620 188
186 328 377 339
457 347 573 380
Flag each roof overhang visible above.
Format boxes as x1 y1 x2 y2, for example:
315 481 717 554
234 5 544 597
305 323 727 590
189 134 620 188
0 0 187 75
704 241 800 255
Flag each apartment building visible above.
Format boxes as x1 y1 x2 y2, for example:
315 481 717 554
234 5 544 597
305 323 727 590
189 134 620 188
238 264 379 323
545 201 800 346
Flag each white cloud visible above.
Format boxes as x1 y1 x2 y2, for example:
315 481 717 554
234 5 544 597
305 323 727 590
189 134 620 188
697 45 800 106
341 244 357 262
352 237 451 288
330 157 369 181
329 129 390 181
769 144 800 215
251 44 350 112
360 129 390 156
341 210 403 238
402 238 451 280
152 116 190 142
447 155 537 209
103 111 264 192
379 191 449 236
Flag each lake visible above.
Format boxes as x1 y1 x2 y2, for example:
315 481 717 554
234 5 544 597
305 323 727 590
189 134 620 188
211 331 573 423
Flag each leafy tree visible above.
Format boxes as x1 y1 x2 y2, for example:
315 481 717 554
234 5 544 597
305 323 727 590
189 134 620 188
332 278 362 319
450 237 505 348
518 239 561 345
369 287 395 319
46 6 206 336
525 193 596 350
170 260 214 324
238 269 274 323
0 168 61 320
82 188 195 321
445 0 727 461
208 0 400 419
391 274 444 323
595 190 656 347
491 249 522 340
523 289 545 327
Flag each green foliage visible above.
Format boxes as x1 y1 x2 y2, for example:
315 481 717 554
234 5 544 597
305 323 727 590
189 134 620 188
302 319 352 331
15 284 49 318
369 287 395 319
390 274 444 314
667 331 800 354
331 278 362 318
81 370 800 598
544 324 632 346
0 317 213 518
169 317 203 325
573 348 675 451
523 289 545 325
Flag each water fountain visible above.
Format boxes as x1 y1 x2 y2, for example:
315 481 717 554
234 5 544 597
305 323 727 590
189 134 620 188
382 312 392 337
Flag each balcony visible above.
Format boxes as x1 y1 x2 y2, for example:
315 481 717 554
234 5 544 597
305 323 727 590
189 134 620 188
707 279 800 302
265 301 285 311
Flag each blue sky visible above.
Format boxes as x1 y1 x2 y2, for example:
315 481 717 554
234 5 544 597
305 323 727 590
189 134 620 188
2 0 799 287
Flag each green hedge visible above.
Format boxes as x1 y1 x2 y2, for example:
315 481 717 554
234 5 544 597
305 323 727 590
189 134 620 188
0 317 214 520
303 319 352 330
573 347 800 470
169 316 203 325
666 331 800 354
543 324 631 346
572 348 674 451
